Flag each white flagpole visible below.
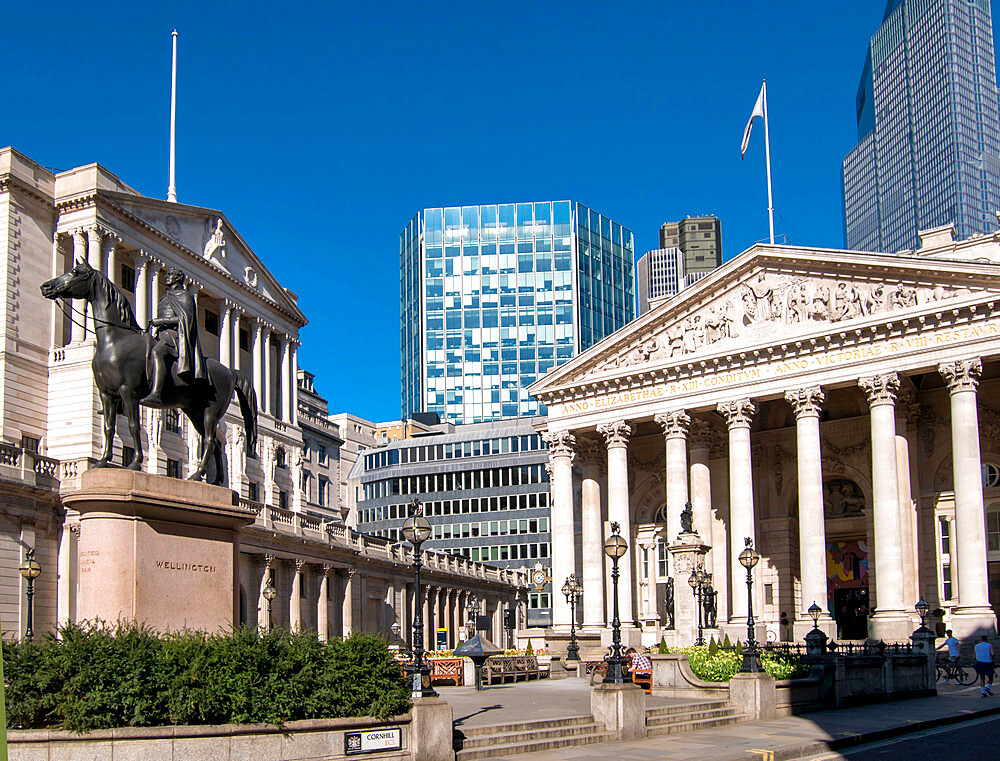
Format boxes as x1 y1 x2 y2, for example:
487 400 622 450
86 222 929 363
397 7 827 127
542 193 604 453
762 78 774 244
167 30 178 203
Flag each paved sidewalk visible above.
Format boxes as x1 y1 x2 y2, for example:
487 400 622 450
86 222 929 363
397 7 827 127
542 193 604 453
443 681 1000 760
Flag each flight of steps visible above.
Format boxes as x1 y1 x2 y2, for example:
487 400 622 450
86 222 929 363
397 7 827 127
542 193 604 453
453 715 613 760
452 700 747 759
645 699 747 736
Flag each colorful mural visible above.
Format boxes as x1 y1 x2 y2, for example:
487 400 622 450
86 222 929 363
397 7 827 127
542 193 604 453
827 540 869 587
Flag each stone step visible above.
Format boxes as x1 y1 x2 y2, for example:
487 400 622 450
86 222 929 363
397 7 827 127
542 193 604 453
455 730 615 761
645 700 730 717
454 714 595 739
456 721 608 750
646 706 741 726
646 713 749 737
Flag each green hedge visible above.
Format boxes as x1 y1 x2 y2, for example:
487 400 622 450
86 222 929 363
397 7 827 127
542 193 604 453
670 645 810 682
3 623 409 732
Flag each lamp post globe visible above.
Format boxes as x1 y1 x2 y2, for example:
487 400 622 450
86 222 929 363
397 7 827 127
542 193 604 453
402 500 437 699
262 580 276 630
18 548 41 640
738 538 762 673
808 602 822 630
562 574 581 661
602 523 629 684
914 598 930 631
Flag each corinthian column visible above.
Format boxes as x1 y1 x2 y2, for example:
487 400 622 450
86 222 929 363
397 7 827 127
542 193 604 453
219 302 233 367
939 358 996 636
580 441 606 628
71 230 87 342
717 398 757 624
688 419 716 572
317 565 331 641
655 411 691 541
859 373 910 640
786 386 835 638
543 429 576 632
289 559 303 631
599 420 635 626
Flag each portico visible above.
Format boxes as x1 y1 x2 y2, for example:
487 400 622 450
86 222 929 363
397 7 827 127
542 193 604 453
530 228 1000 647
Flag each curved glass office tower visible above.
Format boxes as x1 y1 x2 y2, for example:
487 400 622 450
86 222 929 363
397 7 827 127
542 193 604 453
401 201 634 423
842 0 1000 253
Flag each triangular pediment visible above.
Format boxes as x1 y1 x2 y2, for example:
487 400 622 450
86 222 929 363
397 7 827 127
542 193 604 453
530 243 1000 397
101 192 306 324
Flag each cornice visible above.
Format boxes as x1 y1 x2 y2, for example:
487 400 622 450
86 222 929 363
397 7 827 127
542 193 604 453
0 174 55 208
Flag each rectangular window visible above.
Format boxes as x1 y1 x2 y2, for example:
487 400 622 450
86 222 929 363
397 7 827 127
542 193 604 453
278 491 288 509
165 409 181 433
20 435 39 453
166 458 181 479
204 310 219 335
317 445 327 465
939 516 951 555
988 511 1000 552
248 481 259 502
239 328 249 351
120 264 136 293
942 564 953 600
122 446 135 466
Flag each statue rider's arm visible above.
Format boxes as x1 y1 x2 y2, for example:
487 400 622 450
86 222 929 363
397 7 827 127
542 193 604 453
147 315 180 333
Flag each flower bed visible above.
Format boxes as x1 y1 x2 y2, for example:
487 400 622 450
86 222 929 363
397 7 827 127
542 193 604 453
666 645 809 682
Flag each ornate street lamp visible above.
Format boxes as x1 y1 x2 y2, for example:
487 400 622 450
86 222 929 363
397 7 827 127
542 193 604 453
262 577 277 630
466 593 479 640
602 522 629 684
688 566 709 646
561 574 583 661
738 537 762 673
808 602 822 632
914 598 931 632
402 499 437 699
18 549 41 640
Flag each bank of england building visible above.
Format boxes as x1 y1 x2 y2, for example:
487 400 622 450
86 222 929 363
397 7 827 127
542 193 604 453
531 224 1000 648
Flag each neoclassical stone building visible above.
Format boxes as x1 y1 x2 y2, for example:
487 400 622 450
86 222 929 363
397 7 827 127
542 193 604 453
530 225 1000 646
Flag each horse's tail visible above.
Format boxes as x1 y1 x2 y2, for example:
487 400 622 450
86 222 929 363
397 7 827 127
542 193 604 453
233 371 258 459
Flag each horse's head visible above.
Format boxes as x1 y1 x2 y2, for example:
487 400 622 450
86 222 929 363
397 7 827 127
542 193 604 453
41 259 96 301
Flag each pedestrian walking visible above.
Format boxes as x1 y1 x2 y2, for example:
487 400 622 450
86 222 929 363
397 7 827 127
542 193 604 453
973 634 994 697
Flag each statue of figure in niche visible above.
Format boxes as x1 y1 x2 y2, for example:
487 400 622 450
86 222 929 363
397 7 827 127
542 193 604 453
679 500 695 535
823 479 867 518
662 577 675 630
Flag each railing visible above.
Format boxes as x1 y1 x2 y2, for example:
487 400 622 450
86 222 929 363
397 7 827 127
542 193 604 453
0 444 61 488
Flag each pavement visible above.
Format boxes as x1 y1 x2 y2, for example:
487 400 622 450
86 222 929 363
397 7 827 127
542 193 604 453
437 680 1000 760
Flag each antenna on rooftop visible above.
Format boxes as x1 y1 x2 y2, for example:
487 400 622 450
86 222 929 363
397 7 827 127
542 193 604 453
167 30 178 203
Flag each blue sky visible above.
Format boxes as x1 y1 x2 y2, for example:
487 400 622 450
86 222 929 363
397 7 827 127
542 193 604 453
5 1 981 422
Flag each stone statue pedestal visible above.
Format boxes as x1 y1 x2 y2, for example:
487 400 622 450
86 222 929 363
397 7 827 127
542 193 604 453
63 469 255 632
669 532 709 646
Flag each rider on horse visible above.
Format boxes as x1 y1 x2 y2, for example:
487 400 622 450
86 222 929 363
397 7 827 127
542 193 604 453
142 266 207 405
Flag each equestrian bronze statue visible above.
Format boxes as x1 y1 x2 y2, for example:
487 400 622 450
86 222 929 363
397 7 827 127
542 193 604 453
41 259 257 484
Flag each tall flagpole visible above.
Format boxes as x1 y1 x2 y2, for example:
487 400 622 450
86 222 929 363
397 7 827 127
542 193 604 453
167 30 178 203
762 78 774 244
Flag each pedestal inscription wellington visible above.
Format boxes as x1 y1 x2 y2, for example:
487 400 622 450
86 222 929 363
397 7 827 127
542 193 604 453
64 469 254 632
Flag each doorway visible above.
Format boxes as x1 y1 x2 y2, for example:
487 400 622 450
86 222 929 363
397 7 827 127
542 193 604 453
833 587 869 640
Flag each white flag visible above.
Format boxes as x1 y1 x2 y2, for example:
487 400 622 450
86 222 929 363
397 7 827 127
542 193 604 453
741 83 765 159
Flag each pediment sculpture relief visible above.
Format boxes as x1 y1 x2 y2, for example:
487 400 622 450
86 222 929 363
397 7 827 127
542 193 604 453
594 271 975 374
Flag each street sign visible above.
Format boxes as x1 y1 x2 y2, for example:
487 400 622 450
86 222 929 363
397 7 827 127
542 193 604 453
345 727 402 755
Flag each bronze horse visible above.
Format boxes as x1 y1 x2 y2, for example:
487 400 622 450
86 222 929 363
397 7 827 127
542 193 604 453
41 259 257 484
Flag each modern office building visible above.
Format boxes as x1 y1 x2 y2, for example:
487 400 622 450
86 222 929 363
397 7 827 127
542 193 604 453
636 247 716 315
400 202 635 424
659 215 723 275
353 417 554 626
842 0 1000 253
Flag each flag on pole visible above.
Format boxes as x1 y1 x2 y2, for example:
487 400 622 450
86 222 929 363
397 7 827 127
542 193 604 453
741 83 765 159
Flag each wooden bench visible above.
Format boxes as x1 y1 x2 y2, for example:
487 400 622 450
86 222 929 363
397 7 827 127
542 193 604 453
429 658 464 686
482 655 539 684
584 660 651 692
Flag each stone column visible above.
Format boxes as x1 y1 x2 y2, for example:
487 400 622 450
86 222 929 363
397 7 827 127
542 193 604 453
231 309 244 372
342 568 355 635
543 430 576 632
896 390 922 612
786 386 835 639
280 335 291 422
318 565 331 641
400 584 411 648
451 590 461 646
86 226 104 271
423 587 433 651
71 229 88 342
290 559 303 631
258 555 274 632
219 302 233 367
688 419 716 573
717 398 757 625
939 358 996 635
655 411 691 541
290 341 299 425
151 265 163 318
859 373 910 639
251 319 263 407
103 235 118 286
134 254 151 331
262 326 273 416
580 442 606 629
599 420 635 626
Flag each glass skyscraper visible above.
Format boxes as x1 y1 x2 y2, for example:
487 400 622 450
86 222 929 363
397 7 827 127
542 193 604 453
842 0 1000 253
401 201 635 423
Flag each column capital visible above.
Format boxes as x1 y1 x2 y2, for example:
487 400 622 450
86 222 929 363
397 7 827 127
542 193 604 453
598 420 632 448
321 564 333 576
717 398 756 429
578 437 604 465
654 410 691 438
134 251 151 269
263 553 275 569
542 430 576 459
688 418 722 451
785 386 825 418
86 225 103 242
294 558 305 572
345 567 356 580
859 372 900 407
939 358 982 394
73 227 88 245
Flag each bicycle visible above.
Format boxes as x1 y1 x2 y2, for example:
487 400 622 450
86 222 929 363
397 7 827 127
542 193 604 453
935 655 978 685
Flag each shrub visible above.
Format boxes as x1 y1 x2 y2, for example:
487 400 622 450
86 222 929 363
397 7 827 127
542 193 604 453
674 645 808 683
4 622 408 732
657 637 668 655
525 639 533 655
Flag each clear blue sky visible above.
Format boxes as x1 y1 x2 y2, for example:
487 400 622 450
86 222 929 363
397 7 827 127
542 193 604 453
5 1 986 422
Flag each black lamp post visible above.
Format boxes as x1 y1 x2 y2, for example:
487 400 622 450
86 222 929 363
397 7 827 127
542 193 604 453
402 500 437 699
688 566 709 646
738 537 762 673
808 602 822 631
18 548 41 640
603 522 629 684
914 598 931 632
561 574 583 661
262 576 276 630
466 593 479 640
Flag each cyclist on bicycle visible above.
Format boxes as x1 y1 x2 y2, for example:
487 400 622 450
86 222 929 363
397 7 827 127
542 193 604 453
938 629 961 682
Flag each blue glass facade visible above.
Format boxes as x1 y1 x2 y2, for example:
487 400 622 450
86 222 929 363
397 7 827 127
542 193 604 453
401 201 634 423
843 0 1000 253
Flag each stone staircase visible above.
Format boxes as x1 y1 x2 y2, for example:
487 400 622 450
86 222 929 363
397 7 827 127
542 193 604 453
452 699 747 759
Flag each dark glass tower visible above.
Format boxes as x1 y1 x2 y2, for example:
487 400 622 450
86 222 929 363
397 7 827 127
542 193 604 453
842 0 1000 253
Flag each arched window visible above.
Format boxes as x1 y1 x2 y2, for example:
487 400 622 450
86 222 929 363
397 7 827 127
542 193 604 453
655 504 666 524
982 463 1000 488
